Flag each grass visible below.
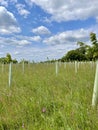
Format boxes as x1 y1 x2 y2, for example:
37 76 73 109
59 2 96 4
0 62 98 130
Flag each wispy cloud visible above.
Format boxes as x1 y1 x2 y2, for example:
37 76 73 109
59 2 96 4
16 3 30 18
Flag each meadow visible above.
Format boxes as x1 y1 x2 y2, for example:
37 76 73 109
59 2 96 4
0 62 98 130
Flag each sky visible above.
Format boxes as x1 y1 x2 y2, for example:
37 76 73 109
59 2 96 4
0 0 98 62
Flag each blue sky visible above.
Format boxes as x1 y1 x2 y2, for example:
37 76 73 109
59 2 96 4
0 0 98 62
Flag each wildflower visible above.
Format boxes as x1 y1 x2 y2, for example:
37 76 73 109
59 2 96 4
22 123 25 128
42 107 46 113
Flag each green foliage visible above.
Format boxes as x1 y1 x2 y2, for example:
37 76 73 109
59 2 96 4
0 57 7 64
62 50 87 61
12 59 18 64
90 32 98 59
6 53 12 63
61 41 88 62
77 41 85 47
90 32 97 46
86 46 94 60
0 53 18 64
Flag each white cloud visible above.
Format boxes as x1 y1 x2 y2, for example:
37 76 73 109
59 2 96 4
0 6 21 34
43 28 90 45
16 4 30 18
0 0 8 7
25 0 98 22
32 26 51 35
18 40 31 45
30 36 41 42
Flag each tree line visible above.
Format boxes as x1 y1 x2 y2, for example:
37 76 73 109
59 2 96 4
0 53 18 64
0 53 32 64
61 32 98 62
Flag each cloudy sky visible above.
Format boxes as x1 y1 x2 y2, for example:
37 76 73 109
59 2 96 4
0 0 98 62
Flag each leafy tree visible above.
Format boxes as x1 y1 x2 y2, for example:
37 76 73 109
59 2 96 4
77 41 90 54
90 32 98 59
0 57 7 64
61 32 98 62
90 32 97 45
77 41 85 47
61 41 88 62
85 46 93 60
12 59 18 64
62 50 87 61
6 53 12 63
0 54 19 64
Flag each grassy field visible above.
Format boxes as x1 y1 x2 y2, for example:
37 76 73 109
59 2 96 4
0 62 98 130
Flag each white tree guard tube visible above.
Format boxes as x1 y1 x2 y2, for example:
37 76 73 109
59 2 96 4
55 62 58 76
9 63 12 87
92 61 98 106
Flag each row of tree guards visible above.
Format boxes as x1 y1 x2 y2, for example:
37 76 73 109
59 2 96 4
2 61 98 107
56 61 98 106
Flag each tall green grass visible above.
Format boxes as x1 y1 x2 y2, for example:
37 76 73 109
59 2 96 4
0 62 98 130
